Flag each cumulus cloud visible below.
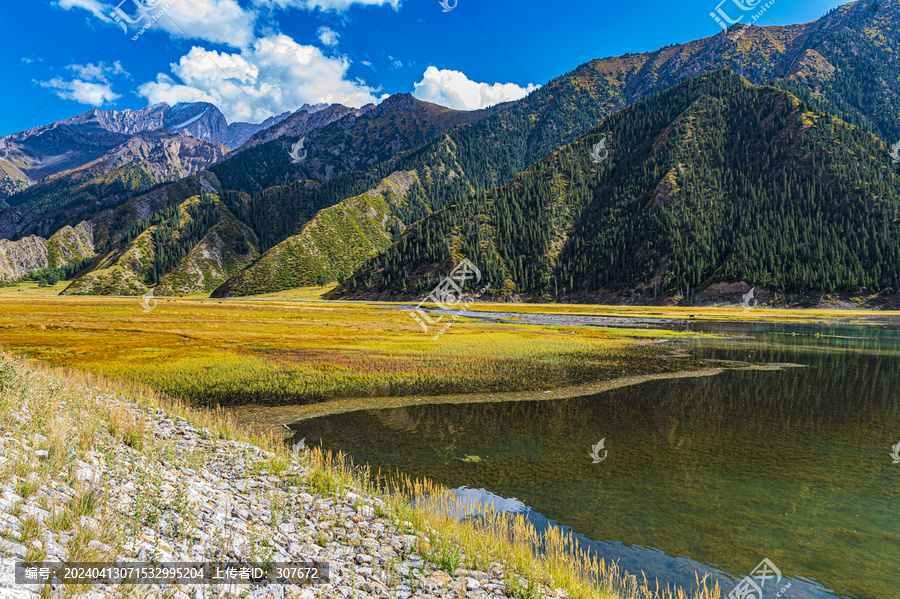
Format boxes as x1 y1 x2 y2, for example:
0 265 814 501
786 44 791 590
413 66 538 110
138 35 382 123
38 78 120 106
151 0 257 48
56 0 257 48
254 0 400 12
36 61 127 106
67 61 129 82
317 26 339 46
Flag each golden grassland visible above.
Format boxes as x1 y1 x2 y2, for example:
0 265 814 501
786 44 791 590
0 295 707 407
0 355 720 599
0 281 71 296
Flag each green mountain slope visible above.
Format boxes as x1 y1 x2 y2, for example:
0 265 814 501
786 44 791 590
329 70 900 302
62 190 259 296
211 171 421 297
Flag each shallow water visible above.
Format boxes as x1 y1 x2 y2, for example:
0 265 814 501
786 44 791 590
291 320 900 598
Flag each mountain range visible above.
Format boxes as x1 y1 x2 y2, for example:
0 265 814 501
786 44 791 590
1 0 898 305
331 70 900 304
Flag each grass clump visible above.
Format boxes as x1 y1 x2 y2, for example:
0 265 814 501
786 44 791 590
20 514 41 544
68 489 100 518
15 477 40 500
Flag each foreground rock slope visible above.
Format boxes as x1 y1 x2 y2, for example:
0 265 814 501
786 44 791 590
0 356 587 599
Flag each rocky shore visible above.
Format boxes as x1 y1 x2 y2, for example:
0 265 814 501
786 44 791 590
0 359 568 599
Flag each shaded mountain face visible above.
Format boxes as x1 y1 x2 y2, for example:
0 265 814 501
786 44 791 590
1 133 229 241
0 101 288 203
328 70 900 302
211 93 500 194
234 102 355 152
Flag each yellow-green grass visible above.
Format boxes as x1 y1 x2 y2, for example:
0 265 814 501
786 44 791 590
0 296 698 407
454 301 900 322
0 281 70 296
240 283 339 301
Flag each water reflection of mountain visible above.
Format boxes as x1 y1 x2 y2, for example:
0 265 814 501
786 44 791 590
448 488 840 599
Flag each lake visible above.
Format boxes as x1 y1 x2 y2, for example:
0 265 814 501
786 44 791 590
290 318 900 599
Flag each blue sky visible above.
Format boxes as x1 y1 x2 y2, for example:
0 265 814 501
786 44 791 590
1 0 849 135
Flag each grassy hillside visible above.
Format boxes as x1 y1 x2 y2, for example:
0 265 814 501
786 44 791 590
62 192 259 296
212 171 419 296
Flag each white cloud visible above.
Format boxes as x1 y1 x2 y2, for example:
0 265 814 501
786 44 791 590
36 61 127 106
56 0 257 48
413 66 538 110
138 35 382 123
66 61 129 83
317 26 339 47
55 0 109 21
254 0 400 12
38 78 120 106
151 0 258 48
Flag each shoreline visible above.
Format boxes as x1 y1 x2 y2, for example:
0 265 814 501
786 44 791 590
229 360 805 434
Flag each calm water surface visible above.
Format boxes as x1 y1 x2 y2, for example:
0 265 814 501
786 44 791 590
292 320 900 599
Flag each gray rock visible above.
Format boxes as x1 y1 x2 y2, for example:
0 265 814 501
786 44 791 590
0 539 26 559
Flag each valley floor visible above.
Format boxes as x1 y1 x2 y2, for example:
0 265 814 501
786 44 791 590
0 292 877 598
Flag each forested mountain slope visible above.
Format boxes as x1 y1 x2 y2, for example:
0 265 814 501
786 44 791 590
329 71 900 302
